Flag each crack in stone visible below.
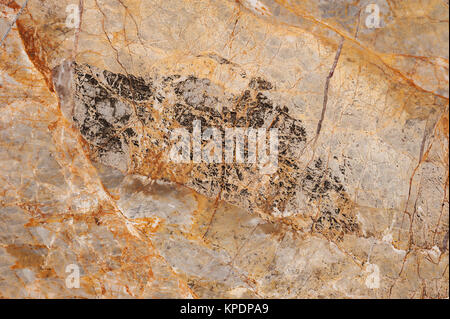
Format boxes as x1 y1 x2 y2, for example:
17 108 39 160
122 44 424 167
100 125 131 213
315 38 344 140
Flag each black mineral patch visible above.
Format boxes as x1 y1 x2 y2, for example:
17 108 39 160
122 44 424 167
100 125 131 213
71 63 357 239
102 69 153 102
302 158 359 239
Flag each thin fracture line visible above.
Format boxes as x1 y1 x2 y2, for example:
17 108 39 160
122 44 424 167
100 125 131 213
0 0 30 47
315 38 345 139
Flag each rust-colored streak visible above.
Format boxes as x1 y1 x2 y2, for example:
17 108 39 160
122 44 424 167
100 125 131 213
6 244 47 269
0 0 21 10
15 19 54 92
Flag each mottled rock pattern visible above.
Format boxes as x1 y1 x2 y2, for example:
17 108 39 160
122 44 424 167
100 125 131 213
0 0 448 298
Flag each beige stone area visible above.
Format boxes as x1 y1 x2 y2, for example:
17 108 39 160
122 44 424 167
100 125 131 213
0 0 448 298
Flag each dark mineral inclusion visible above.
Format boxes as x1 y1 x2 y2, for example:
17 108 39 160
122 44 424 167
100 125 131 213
68 62 359 240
